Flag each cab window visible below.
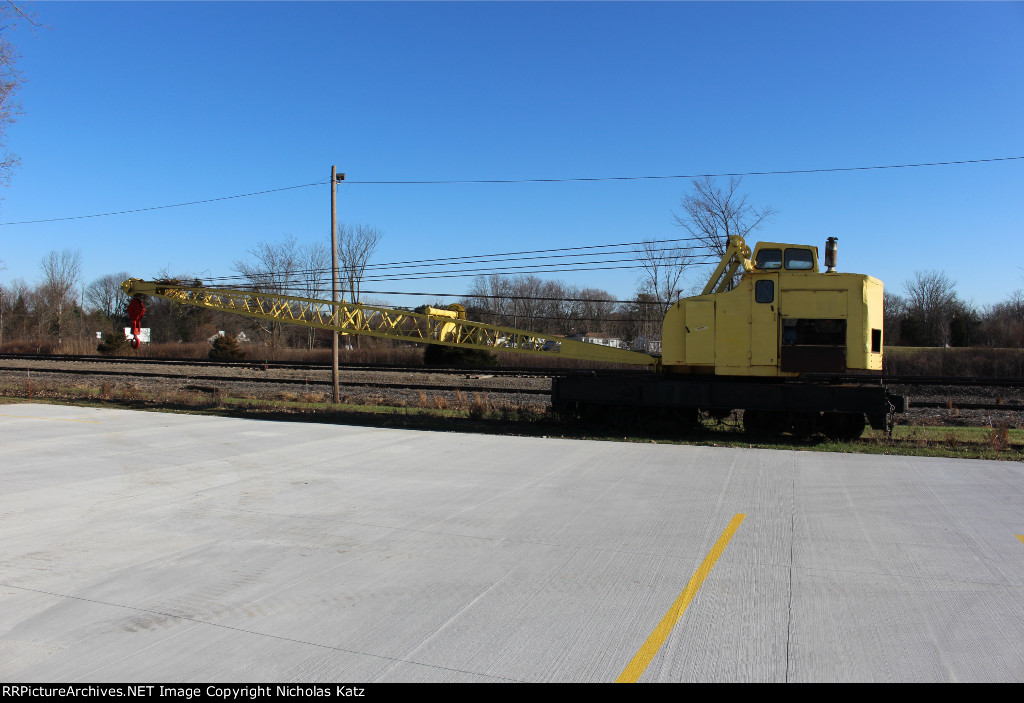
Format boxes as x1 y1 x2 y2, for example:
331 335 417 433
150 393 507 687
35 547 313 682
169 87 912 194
754 279 774 303
784 248 814 270
756 249 782 269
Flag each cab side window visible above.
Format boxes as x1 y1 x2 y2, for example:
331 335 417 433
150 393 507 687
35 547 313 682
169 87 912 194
755 279 774 303
784 248 814 270
756 249 782 269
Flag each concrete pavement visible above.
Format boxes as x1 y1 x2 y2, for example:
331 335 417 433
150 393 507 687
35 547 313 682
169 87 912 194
1 403 1022 682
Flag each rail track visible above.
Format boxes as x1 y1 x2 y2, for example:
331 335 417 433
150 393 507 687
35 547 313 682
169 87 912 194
3 353 1023 388
3 354 1024 416
0 352 557 378
0 363 551 397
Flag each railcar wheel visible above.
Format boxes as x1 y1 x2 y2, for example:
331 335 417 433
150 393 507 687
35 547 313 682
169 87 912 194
670 407 700 433
743 409 775 436
822 412 866 441
789 412 820 440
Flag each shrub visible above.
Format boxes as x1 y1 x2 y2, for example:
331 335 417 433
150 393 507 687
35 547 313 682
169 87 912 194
423 344 497 368
97 333 131 356
209 334 246 360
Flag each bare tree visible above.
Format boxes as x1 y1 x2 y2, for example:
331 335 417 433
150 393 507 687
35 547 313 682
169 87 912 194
0 258 5 345
464 274 621 337
623 292 661 351
635 239 691 315
337 224 382 303
85 272 130 319
673 176 776 256
298 240 330 299
39 249 81 337
903 270 958 346
577 287 617 336
0 276 33 341
298 240 330 349
233 236 301 349
0 3 40 189
883 290 907 346
979 290 1024 348
465 274 513 326
234 235 300 296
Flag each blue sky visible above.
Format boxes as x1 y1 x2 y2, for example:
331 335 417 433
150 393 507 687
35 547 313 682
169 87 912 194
1 1 1022 309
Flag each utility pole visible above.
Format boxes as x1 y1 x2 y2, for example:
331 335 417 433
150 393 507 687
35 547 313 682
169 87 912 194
331 166 345 404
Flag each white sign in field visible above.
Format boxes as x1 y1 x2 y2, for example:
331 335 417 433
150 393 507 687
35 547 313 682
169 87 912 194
124 327 152 344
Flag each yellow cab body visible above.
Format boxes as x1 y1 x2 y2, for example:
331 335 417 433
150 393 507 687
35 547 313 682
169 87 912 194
661 241 884 377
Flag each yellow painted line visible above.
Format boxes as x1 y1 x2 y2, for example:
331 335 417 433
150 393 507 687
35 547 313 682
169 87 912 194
1017 535 1024 545
0 414 101 424
617 513 746 683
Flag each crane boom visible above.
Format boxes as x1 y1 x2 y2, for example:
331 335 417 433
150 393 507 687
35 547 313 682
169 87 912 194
120 278 659 366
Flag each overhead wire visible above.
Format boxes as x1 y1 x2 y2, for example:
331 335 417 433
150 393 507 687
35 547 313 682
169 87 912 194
208 251 719 285
197 238 715 286
1 155 1020 226
345 156 1024 184
202 236 708 283
0 181 326 226
219 281 679 307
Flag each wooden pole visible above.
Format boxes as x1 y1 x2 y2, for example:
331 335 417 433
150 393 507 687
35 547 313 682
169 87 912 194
331 166 340 404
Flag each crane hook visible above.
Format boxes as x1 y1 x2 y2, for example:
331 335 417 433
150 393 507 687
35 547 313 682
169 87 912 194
126 296 146 350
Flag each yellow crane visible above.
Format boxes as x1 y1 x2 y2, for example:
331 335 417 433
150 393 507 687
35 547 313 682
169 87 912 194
122 235 905 439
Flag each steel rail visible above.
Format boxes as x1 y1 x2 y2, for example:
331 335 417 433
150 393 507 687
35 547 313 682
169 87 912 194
0 353 564 377
3 354 1024 387
0 365 551 396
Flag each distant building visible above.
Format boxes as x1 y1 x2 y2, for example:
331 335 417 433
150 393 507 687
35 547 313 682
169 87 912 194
567 331 625 349
207 331 250 344
123 327 151 344
631 336 662 354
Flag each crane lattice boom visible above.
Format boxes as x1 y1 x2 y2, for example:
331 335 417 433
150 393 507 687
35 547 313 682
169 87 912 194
120 279 658 366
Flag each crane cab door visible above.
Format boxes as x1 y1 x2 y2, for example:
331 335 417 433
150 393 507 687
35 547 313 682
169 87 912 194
750 275 779 367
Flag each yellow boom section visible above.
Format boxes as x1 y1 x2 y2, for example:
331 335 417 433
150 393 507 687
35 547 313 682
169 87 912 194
701 235 756 296
121 279 658 366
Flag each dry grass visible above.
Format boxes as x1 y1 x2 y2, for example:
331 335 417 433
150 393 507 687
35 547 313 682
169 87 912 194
468 392 489 421
885 346 1024 377
0 339 58 355
992 421 1010 456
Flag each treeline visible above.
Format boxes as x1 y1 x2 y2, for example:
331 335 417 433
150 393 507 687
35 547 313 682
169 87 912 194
0 248 330 354
4 250 1022 358
461 274 661 347
884 271 1024 348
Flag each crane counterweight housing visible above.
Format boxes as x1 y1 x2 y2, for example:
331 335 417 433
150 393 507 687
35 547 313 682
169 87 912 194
122 235 905 440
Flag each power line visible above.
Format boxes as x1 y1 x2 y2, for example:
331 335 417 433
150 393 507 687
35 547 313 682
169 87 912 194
0 181 327 226
357 260 714 283
2 155 1021 226
345 156 1024 184
214 283 672 307
199 240 712 286
220 260 702 286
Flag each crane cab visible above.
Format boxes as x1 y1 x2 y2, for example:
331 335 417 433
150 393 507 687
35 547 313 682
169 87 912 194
661 238 884 377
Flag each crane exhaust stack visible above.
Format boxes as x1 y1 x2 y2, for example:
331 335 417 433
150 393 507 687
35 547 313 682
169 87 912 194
825 236 838 273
